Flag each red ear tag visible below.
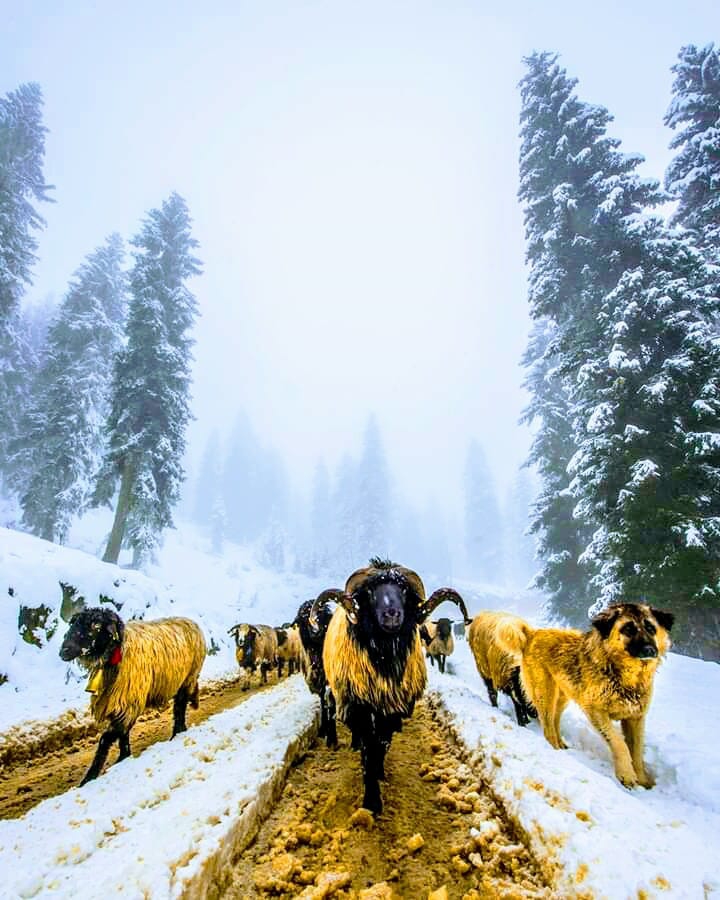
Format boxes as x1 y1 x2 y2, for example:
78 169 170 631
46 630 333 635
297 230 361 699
109 646 123 666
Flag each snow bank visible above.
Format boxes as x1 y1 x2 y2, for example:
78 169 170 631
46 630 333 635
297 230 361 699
0 676 319 899
429 642 720 899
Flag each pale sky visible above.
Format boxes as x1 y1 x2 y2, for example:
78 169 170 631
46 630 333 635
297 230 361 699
3 1 718 517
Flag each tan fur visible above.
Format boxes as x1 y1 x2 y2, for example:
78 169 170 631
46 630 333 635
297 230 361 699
323 607 427 719
235 624 278 670
424 621 455 661
467 611 529 692
498 604 672 788
90 617 206 732
276 625 303 668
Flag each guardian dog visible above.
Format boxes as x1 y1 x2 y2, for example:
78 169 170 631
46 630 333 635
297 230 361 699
497 601 674 788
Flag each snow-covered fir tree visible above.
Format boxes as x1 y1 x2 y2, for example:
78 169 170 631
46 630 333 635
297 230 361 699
14 235 127 542
355 415 391 561
518 51 665 625
568 229 720 656
665 43 720 263
0 83 52 480
463 440 503 581
94 194 201 565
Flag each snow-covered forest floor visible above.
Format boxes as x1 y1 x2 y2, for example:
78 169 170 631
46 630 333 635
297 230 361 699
1 522 719 898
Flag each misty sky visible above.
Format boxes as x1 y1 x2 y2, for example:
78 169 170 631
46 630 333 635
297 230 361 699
3 1 718 520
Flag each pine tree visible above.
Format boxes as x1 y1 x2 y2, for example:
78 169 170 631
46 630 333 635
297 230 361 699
0 83 53 477
665 43 720 262
15 235 127 542
568 229 720 655
331 453 360 575
518 51 665 624
193 429 222 529
355 415 391 561
94 194 201 565
463 440 503 581
309 459 332 573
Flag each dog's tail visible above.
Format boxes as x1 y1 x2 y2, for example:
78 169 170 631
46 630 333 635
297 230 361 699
494 615 533 661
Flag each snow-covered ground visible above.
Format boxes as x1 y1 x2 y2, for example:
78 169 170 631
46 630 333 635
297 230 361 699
2 520 720 898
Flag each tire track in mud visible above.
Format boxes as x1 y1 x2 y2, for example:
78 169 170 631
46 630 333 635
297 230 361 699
0 672 279 820
219 700 552 900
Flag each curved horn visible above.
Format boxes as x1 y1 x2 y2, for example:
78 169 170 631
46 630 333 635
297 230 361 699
419 588 471 625
345 566 376 597
308 588 359 630
394 566 426 603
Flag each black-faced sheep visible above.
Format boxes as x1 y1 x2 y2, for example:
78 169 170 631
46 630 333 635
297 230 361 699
294 592 338 747
467 610 536 726
59 607 207 785
274 624 303 677
229 623 278 683
311 558 470 814
420 617 454 673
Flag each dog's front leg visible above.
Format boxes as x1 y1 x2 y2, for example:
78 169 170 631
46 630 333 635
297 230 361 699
622 717 654 788
585 708 638 788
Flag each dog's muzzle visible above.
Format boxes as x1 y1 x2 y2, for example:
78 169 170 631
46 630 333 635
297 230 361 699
633 644 658 659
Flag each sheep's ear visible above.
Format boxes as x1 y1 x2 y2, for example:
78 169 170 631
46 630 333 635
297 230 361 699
651 608 675 632
591 607 620 639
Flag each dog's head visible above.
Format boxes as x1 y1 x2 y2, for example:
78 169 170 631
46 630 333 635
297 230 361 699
59 607 125 663
591 602 674 660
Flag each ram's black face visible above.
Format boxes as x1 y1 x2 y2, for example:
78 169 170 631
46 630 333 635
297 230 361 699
241 628 258 668
436 618 452 640
370 582 406 634
59 608 124 662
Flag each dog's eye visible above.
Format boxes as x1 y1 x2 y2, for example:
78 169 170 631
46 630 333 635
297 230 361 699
620 622 636 637
644 620 657 635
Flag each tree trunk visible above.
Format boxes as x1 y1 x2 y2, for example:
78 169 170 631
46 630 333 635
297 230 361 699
102 460 135 564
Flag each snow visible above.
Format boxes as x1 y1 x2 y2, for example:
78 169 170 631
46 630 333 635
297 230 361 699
2 521 720 898
0 677 318 899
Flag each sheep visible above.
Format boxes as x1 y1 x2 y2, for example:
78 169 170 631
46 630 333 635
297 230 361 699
231 623 278 683
420 617 454 673
274 624 303 677
467 610 536 726
294 592 338 747
59 607 206 785
311 558 470 814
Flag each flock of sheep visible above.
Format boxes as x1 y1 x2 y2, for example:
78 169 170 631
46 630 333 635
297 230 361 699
64 558 670 812
59 557 540 813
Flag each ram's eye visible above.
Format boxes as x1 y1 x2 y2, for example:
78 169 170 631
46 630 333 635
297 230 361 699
644 620 656 635
620 622 636 637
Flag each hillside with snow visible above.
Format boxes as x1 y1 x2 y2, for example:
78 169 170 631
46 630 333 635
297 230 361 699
1 522 719 898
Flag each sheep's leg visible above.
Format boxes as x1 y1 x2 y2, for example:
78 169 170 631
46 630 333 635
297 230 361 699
260 661 270 683
118 729 131 760
289 659 295 676
360 732 384 815
482 676 499 707
324 687 338 748
277 658 284 678
80 726 121 785
173 686 190 737
439 655 446 674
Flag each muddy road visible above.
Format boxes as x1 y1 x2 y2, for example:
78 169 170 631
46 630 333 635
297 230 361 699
0 673 274 820
220 700 552 900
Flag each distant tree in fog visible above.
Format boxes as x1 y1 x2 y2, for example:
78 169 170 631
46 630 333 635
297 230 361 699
0 83 52 480
331 453 360 574
355 415 391 561
194 429 223 528
308 460 332 574
463 440 503 581
222 411 289 543
16 235 127 542
94 194 200 566
421 499 453 582
504 468 537 589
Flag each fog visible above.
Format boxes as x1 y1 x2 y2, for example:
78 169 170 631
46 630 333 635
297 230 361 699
4 0 717 523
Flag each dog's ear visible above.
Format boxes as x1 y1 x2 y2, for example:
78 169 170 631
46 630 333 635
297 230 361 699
651 608 674 632
591 607 620 639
